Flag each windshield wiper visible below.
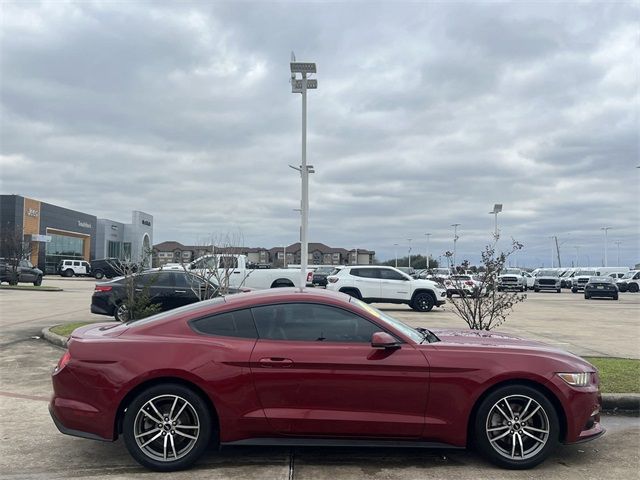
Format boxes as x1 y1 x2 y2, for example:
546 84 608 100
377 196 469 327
415 327 440 344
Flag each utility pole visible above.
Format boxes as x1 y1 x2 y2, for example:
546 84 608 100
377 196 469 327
424 233 431 270
554 236 561 268
601 227 611 267
451 224 460 269
407 238 412 268
614 241 622 267
393 243 399 268
574 246 580 268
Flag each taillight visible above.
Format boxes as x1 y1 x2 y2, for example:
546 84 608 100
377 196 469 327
56 350 71 372
95 285 112 292
307 272 313 282
328 277 338 283
465 281 474 286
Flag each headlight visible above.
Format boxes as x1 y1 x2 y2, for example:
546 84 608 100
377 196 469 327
557 372 590 387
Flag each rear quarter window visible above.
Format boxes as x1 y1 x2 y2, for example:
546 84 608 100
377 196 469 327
190 309 258 339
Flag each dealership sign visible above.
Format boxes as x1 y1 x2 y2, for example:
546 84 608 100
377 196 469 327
78 221 92 229
31 234 51 242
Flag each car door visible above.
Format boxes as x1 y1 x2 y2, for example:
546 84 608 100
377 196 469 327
136 271 176 311
249 302 429 438
19 260 35 282
379 268 412 300
350 267 381 299
172 272 206 308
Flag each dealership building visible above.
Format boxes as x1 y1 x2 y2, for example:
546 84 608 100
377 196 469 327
0 195 153 274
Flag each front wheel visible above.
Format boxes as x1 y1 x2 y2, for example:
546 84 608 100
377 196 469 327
613 294 619 300
584 293 590 299
94 270 104 279
556 288 561 293
534 288 540 293
114 303 129 322
411 292 435 312
33 276 42 286
474 385 559 469
571 288 578 293
122 383 214 471
64 269 74 277
629 283 639 293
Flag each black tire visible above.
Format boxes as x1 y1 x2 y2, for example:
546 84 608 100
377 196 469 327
122 383 214 471
114 302 129 322
271 279 294 288
584 293 590 299
534 288 540 293
33 276 42 286
629 283 639 293
64 269 74 277
94 270 104 280
9 279 18 286
618 285 628 293
411 292 435 312
571 288 578 293
613 294 619 300
556 288 561 293
339 288 361 299
473 384 559 470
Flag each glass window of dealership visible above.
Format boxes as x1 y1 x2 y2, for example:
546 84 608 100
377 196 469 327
0 195 152 273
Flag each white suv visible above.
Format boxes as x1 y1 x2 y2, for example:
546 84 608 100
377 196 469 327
58 259 91 277
326 265 447 312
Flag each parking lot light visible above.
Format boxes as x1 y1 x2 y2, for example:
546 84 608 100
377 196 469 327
451 224 461 268
489 204 502 241
601 227 612 267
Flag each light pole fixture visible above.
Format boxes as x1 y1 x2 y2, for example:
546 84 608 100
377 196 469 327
451 224 461 268
393 243 399 268
290 52 317 290
614 240 622 267
489 204 503 241
407 238 412 268
600 226 611 267
574 245 580 268
424 233 432 269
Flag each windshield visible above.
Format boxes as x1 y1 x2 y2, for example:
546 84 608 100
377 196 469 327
537 270 559 277
315 267 335 274
621 271 636 279
502 269 521 275
350 298 425 343
589 277 613 283
577 270 597 276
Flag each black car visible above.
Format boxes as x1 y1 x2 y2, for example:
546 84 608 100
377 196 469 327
0 258 43 286
584 276 618 300
91 270 237 321
312 266 341 287
90 258 138 279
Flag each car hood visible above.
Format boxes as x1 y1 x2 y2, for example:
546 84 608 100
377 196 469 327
535 275 559 280
411 279 442 289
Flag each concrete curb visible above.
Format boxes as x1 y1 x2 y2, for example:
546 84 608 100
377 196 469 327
41 327 68 348
0 286 63 292
38 327 640 415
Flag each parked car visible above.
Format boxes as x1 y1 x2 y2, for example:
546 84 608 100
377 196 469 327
397 266 417 278
560 269 576 288
312 266 342 287
571 270 598 293
0 258 43 286
444 274 482 297
50 288 605 472
615 270 640 293
533 269 562 293
57 259 91 277
326 265 446 312
91 270 242 322
498 268 527 292
584 277 618 300
91 258 138 280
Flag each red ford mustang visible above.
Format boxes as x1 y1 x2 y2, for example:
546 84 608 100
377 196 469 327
50 288 604 471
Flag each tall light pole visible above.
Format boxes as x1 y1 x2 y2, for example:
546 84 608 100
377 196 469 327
451 224 460 268
393 243 399 268
614 240 622 267
574 246 580 268
290 55 317 289
601 226 611 267
407 238 412 268
424 233 431 269
549 236 555 268
489 204 503 241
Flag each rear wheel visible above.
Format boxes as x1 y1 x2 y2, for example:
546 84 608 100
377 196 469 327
584 293 590 299
533 288 540 293
629 283 639 293
411 292 435 312
571 287 578 293
556 288 561 293
114 303 129 322
613 294 619 300
474 385 559 469
123 383 213 471
33 276 42 286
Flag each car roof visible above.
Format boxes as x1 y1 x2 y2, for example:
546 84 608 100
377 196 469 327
223 287 350 307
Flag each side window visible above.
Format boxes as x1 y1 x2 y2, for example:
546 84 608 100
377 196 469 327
350 268 361 277
190 309 257 338
635 273 640 280
218 256 238 269
380 269 406 280
359 268 381 279
139 272 174 287
251 303 381 343
73 261 80 267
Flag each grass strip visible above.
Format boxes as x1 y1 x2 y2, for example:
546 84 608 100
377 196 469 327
584 357 640 394
50 322 93 337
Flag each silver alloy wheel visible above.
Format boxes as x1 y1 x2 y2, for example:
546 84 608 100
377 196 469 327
485 394 550 461
116 304 129 322
133 394 200 462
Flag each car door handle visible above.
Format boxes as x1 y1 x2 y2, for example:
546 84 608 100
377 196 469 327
259 357 293 368
233 271 241 274
174 290 187 293
134 288 143 292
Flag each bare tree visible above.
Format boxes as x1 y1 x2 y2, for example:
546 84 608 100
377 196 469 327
183 232 251 296
0 225 32 284
108 247 161 322
445 239 527 331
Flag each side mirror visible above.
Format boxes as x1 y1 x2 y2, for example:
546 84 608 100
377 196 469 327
371 332 400 349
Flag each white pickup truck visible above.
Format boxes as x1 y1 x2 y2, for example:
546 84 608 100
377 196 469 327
164 254 313 290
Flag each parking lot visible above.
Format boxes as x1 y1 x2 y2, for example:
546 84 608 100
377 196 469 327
1 278 639 479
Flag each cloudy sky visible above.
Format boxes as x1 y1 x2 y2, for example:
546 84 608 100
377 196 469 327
1 1 638 267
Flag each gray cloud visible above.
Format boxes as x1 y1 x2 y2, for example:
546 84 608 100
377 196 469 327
1 0 638 267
